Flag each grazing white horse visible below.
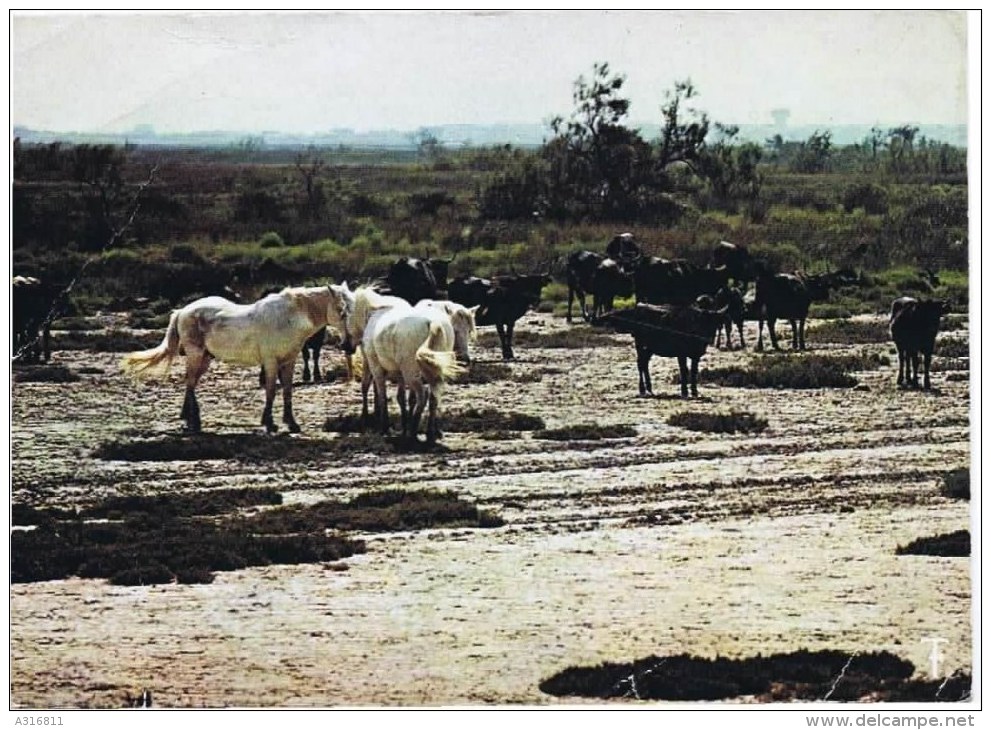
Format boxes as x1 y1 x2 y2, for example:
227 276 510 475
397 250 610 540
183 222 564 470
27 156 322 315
329 283 464 442
121 286 348 433
415 299 479 365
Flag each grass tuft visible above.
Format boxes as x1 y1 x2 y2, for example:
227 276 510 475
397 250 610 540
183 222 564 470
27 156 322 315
667 410 768 434
896 530 969 557
534 423 636 441
540 649 969 702
699 353 886 389
13 365 81 383
940 468 970 500
11 488 501 585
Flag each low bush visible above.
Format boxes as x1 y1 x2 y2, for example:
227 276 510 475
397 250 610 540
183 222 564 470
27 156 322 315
897 530 969 557
807 319 890 345
940 468 970 500
11 488 502 585
538 649 960 702
667 410 768 435
55 328 162 353
534 423 636 441
697 353 887 389
13 365 81 383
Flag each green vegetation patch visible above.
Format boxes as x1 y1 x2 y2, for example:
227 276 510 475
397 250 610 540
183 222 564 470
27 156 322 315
936 337 969 358
540 649 970 702
941 468 970 500
55 328 162 353
94 433 375 462
807 319 891 345
667 410 768 435
11 494 361 586
700 353 887 389
11 488 501 585
897 530 970 558
13 365 81 383
249 489 504 534
443 408 545 433
534 423 637 441
458 362 514 384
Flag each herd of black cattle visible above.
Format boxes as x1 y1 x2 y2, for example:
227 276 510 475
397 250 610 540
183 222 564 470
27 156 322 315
12 233 950 396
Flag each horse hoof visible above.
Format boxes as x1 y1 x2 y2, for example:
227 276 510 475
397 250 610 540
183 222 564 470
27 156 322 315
288 423 301 434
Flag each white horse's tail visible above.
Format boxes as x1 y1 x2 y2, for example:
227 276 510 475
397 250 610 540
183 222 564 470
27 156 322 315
415 322 464 386
121 310 182 379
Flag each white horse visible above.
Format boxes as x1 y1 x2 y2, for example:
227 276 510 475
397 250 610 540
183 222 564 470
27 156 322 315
415 299 479 366
121 286 348 433
329 284 464 442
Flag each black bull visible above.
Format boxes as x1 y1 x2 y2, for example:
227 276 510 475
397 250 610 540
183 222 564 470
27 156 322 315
448 273 551 360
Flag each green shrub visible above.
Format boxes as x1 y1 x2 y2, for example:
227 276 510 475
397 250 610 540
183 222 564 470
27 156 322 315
259 231 285 248
699 353 887 389
807 319 890 345
843 182 888 215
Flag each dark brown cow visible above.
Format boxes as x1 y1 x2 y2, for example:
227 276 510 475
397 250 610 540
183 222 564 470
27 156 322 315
566 250 605 322
597 302 727 398
889 296 946 390
711 240 756 288
634 257 730 306
605 232 642 269
755 268 857 351
590 258 635 320
448 273 551 360
12 276 67 363
385 254 455 305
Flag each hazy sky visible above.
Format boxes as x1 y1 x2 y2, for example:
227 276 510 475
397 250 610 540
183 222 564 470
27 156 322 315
11 10 971 134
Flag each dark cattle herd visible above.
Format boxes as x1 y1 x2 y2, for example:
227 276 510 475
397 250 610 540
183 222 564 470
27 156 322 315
14 231 957 434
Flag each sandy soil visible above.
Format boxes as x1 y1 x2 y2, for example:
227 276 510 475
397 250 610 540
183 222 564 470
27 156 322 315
9 314 973 707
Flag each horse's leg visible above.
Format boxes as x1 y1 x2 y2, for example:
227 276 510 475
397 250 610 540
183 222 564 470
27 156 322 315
911 352 921 388
260 361 279 433
798 318 807 350
566 285 575 323
302 347 312 383
397 384 409 436
407 381 427 442
361 367 374 428
374 371 390 435
689 356 700 397
737 320 746 350
756 317 765 351
678 355 690 398
279 361 300 433
425 386 441 443
311 345 322 383
923 351 933 390
181 349 211 433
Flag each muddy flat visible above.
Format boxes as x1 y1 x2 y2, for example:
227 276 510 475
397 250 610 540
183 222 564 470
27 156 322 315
9 314 972 707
